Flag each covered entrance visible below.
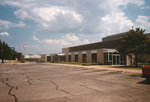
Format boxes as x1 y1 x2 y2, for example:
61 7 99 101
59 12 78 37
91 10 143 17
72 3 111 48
103 49 126 65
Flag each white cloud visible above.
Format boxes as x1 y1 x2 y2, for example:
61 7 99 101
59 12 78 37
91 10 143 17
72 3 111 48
14 5 83 30
14 9 32 20
62 34 90 45
136 16 150 32
33 6 82 23
42 34 90 46
0 0 147 35
13 21 26 27
140 6 150 9
136 16 150 24
0 0 84 33
96 0 146 35
63 34 80 42
29 34 90 54
32 36 39 41
99 0 144 12
32 34 90 48
98 12 133 34
0 19 26 30
0 20 11 29
43 39 69 46
0 32 9 36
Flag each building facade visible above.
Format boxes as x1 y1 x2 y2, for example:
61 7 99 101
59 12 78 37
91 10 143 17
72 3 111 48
61 32 150 65
44 32 150 65
25 54 41 62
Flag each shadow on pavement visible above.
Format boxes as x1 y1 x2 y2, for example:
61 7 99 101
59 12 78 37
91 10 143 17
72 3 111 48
137 80 150 85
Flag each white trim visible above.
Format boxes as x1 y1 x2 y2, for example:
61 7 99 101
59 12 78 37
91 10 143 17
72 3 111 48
57 53 65 56
103 48 118 53
82 51 86 54
68 53 71 55
91 50 97 53
74 52 78 54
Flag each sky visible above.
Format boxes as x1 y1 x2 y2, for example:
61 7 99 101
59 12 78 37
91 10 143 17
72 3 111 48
0 0 150 55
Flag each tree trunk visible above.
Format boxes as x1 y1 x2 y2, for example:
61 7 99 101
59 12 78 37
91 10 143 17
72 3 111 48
2 59 4 63
135 54 138 67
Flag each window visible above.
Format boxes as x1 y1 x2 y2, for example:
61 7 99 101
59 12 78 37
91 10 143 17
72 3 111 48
75 54 78 62
47 56 51 62
82 54 86 63
120 55 126 65
104 53 108 65
92 53 97 63
60 56 65 62
68 55 71 62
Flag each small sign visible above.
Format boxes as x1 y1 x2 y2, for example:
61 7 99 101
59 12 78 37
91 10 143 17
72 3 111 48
10 47 15 51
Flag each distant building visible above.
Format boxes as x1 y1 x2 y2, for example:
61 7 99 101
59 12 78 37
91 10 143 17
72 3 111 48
40 54 47 62
25 54 41 62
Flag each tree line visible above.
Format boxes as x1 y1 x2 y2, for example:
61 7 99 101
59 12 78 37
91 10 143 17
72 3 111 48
0 40 23 63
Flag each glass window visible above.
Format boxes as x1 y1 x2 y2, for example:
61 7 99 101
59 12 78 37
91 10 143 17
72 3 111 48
82 54 86 63
92 53 97 63
104 53 108 65
68 55 71 62
75 55 78 62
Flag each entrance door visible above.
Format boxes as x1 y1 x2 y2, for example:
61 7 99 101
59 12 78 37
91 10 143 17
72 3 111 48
112 54 120 65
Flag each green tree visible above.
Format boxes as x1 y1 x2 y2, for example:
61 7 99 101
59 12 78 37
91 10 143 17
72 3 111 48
117 27 150 66
16 52 23 61
0 40 23 63
0 40 2 59
0 40 12 63
11 50 17 60
3 41 12 63
11 51 23 61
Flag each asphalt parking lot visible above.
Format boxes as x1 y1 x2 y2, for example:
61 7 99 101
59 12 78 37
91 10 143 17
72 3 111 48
0 64 150 102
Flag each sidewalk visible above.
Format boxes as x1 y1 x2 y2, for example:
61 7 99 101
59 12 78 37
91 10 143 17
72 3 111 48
52 63 142 75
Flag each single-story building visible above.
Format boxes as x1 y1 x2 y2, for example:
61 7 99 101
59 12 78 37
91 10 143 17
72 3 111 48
61 32 150 65
25 54 41 62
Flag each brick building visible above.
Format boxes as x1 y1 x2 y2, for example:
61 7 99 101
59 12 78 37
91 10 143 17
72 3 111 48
61 32 150 65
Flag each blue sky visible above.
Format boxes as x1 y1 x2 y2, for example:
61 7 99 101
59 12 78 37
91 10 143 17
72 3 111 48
0 0 150 55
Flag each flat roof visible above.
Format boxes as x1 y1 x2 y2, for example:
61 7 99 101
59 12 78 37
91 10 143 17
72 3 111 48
62 33 150 52
69 39 121 52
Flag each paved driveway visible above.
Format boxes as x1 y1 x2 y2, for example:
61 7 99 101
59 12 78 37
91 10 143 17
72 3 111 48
0 64 150 102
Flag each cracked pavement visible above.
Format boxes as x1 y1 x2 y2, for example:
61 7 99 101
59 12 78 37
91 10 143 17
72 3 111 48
0 63 150 102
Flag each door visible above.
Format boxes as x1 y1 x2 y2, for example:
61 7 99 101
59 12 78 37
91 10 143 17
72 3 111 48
112 54 120 65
